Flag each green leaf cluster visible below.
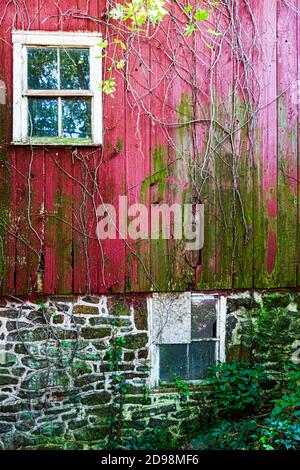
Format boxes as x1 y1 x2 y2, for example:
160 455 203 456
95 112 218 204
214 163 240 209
192 363 300 450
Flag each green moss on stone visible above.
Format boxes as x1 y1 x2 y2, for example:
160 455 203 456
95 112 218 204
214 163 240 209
262 292 294 310
73 305 99 315
0 375 18 386
81 327 111 339
107 298 130 316
124 333 148 350
71 361 93 377
80 391 111 406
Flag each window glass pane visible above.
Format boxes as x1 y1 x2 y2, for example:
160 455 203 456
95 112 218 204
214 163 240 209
28 98 58 137
62 98 92 138
27 48 58 90
191 299 217 339
60 48 90 90
159 344 188 382
189 341 216 380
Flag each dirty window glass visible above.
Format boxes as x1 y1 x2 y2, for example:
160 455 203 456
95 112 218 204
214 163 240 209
28 48 58 90
28 98 58 137
189 341 216 380
60 49 90 90
159 341 216 382
191 299 217 339
27 47 91 140
159 344 188 382
62 98 92 138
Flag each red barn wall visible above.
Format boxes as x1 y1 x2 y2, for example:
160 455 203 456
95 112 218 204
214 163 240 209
0 0 299 296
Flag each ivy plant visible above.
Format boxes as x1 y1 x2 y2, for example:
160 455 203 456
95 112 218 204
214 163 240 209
207 361 266 418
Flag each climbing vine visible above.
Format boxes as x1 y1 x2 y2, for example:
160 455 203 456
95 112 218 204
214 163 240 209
106 320 130 448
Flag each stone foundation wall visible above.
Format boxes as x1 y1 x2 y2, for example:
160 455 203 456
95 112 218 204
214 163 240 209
226 291 300 379
0 290 299 449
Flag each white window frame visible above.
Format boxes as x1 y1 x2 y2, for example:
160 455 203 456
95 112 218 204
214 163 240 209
12 30 102 145
148 293 226 387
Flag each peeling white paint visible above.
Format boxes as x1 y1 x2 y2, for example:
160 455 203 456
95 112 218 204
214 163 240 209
151 292 191 344
0 80 6 105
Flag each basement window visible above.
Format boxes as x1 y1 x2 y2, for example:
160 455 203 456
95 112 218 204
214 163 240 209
12 31 102 145
148 293 226 386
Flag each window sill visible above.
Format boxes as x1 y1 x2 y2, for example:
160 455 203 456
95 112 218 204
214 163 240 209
12 139 102 147
151 380 211 393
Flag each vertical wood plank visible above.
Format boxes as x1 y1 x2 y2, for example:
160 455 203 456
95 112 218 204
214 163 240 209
0 1 16 295
44 149 73 294
298 0 300 287
76 0 88 30
59 0 76 32
277 0 298 287
96 10 127 293
253 0 278 288
167 8 196 291
232 0 254 289
213 3 234 289
14 1 45 296
72 151 88 294
125 34 151 292
149 19 172 292
39 0 59 30
72 148 103 294
15 149 44 295
195 23 215 290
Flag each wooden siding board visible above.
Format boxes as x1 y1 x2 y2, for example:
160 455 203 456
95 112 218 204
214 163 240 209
213 4 234 290
72 152 87 294
296 0 300 287
72 149 100 295
277 0 298 287
44 149 73 294
147 6 197 291
82 149 102 295
39 0 59 30
195 34 215 290
97 145 126 294
14 2 44 296
167 11 196 291
75 0 88 30
253 0 278 288
0 148 16 296
15 148 44 295
232 0 254 289
97 16 127 293
125 36 151 292
149 20 172 292
0 1 16 295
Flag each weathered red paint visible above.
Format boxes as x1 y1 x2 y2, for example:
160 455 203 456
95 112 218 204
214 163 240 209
267 197 277 219
267 230 277 275
0 0 299 295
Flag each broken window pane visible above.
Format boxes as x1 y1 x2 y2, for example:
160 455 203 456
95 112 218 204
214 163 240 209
189 341 216 380
62 98 92 138
191 299 217 339
159 344 188 382
28 48 58 90
60 48 90 90
28 98 58 137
